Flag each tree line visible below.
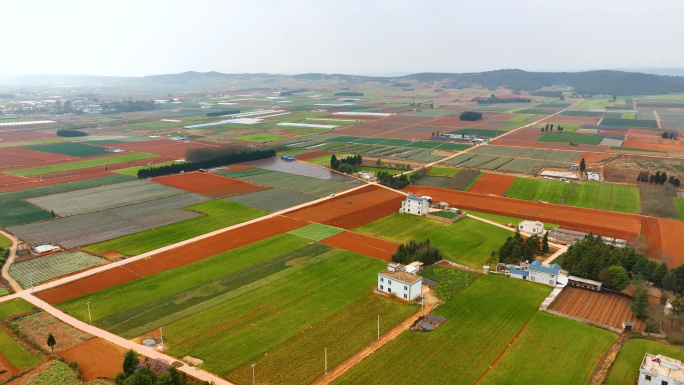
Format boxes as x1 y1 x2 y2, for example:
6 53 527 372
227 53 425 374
206 109 239 117
330 154 362 173
101 99 158 113
497 231 550 264
56 129 88 137
540 123 565 133
637 170 681 187
137 149 274 178
392 239 442 265
377 168 426 190
392 82 411 87
116 349 215 385
409 102 433 108
460 111 482 121
477 94 531 104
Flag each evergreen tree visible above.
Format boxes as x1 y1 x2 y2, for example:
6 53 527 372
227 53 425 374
542 231 549 253
608 265 630 290
123 349 141 376
579 158 586 173
632 257 651 280
652 262 669 287
47 333 56 354
631 287 649 318
330 154 339 170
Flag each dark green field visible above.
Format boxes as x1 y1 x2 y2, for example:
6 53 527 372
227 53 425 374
22 142 110 157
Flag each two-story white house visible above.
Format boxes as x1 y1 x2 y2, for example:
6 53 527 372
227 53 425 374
399 195 430 216
518 220 544 234
528 260 561 286
638 353 684 385
377 263 423 301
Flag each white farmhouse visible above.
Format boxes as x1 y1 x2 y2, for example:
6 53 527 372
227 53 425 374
377 263 423 301
528 260 561 286
518 220 544 234
399 195 430 216
638 353 684 385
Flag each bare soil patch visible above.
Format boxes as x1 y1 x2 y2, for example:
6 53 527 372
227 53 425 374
60 338 125 382
321 232 396 261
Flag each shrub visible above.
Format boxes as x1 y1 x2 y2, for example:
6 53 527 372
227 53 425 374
392 239 442 265
460 111 482 121
56 129 88 137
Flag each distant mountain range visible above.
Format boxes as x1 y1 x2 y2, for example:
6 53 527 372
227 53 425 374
2 68 684 96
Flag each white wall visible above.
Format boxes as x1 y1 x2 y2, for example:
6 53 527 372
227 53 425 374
638 370 677 385
529 270 557 286
518 222 543 234
401 199 429 216
378 274 422 301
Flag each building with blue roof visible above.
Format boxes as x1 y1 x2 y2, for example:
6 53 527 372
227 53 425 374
528 260 561 286
399 195 430 216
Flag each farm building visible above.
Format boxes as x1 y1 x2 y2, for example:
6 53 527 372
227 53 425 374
638 353 684 385
509 268 528 280
548 228 627 247
518 220 544 234
528 260 561 286
567 276 602 291
377 263 423 301
399 195 430 216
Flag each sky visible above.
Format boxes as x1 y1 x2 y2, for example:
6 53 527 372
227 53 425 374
1 0 683 77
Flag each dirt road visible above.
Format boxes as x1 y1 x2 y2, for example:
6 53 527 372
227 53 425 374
0 230 22 292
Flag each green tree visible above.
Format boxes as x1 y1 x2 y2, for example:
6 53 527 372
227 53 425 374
123 372 153 385
123 349 141 376
330 154 339 170
631 287 649 318
652 262 668 287
663 272 678 291
542 231 549 253
608 265 629 290
338 163 354 174
671 294 684 320
579 158 586 173
632 257 651 280
47 333 56 354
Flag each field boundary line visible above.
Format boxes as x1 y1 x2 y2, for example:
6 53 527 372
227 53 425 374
0 229 22 292
15 291 236 385
472 318 531 385
310 300 435 385
588 333 630 385
0 181 374 300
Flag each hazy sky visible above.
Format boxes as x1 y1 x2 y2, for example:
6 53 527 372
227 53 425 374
2 0 683 77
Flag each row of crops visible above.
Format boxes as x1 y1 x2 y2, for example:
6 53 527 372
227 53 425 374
443 152 571 174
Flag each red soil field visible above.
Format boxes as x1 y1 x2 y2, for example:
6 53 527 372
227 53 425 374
0 147 75 170
321 232 396 261
577 152 615 163
0 173 33 186
60 338 125 382
467 173 516 195
383 125 442 139
380 115 436 125
0 131 58 142
621 140 683 152
0 170 114 193
539 116 602 125
286 185 404 228
598 129 629 136
656 217 684 267
226 165 255 171
297 151 331 161
403 186 641 241
426 117 486 129
320 114 383 120
101 140 216 159
549 287 645 331
496 127 543 141
38 216 308 303
153 172 267 198
0 353 19 379
37 267 140 303
494 113 521 120
333 121 407 137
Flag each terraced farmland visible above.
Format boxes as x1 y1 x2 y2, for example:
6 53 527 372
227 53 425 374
28 180 186 216
9 193 210 248
333 275 551 385
9 251 107 288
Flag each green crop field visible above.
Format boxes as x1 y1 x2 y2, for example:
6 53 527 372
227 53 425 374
419 265 477 300
9 251 107 289
435 143 471 151
537 132 602 145
508 113 536 122
381 139 412 146
507 178 564 203
605 339 684 385
428 217 512 268
0 201 53 227
478 312 616 385
448 128 504 137
601 118 658 128
115 161 183 176
429 210 457 219
0 138 76 148
226 295 417 385
62 234 311 326
238 171 354 197
355 213 445 243
620 112 636 119
22 142 110 157
287 223 344 241
235 133 283 142
218 168 273 178
0 233 11 248
164 252 388 376
6 152 159 176
406 141 442 148
333 275 551 385
610 184 642 213
0 328 43 369
0 174 137 203
0 298 35 320
355 166 404 176
81 200 266 256
351 137 388 144
226 188 315 212
426 167 460 177
676 198 684 220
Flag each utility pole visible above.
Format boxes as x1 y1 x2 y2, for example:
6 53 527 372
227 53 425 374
159 327 164 350
85 302 92 324
325 348 327 374
251 363 256 385
377 315 380 340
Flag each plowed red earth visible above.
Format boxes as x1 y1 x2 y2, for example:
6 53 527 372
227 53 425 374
286 185 404 229
657 217 684 266
549 287 644 330
153 172 267 197
297 151 331 161
333 121 407 136
226 165 255 171
0 131 58 142
621 141 682 152
467 173 516 195
380 115 435 125
403 186 640 240
321 232 396 261
60 338 125 382
539 116 603 125
0 147 75 170
578 152 615 163
0 170 116 193
37 216 308 303
101 140 216 158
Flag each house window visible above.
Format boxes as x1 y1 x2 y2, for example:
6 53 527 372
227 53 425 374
404 286 408 291
388 280 392 285
380 285 383 290
662 381 668 385
550 275 554 278
530 276 535 281
645 375 651 381
549 280 554 285
380 277 384 282
403 294 408 299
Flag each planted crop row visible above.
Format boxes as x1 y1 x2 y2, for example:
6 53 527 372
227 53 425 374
10 251 106 289
226 188 315 212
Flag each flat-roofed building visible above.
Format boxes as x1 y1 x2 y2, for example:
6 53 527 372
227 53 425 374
378 263 423 301
638 353 684 385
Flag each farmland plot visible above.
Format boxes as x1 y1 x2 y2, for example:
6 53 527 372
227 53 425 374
0 201 52 227
478 312 615 385
537 132 602 145
406 149 444 162
497 159 570 174
287 223 344 241
22 142 110 157
355 213 444 244
218 168 273 178
478 156 513 170
471 146 528 157
227 295 417 385
9 193 209 248
9 251 107 289
333 275 551 385
0 329 43 370
442 153 476 166
459 155 500 168
0 174 136 204
238 171 354 197
153 172 267 198
0 299 35 320
163 252 388 376
428 217 512 268
243 157 361 183
27 180 185 216
225 188 315 212
6 152 159 176
605 339 684 385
